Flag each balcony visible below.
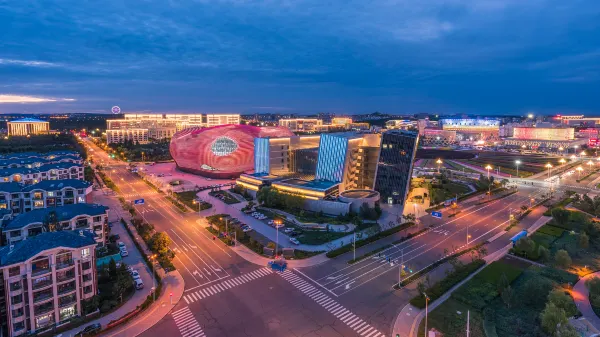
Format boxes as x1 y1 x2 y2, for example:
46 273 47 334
33 291 54 304
56 259 74 270
59 294 77 308
57 283 76 295
56 271 75 283
34 303 55 316
32 279 53 290
31 267 51 277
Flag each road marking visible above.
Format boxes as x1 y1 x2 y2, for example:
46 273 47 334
183 268 273 304
280 270 385 337
171 307 206 337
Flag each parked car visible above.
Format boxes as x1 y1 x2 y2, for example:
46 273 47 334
76 323 101 336
109 234 120 243
120 248 129 257
242 226 253 232
131 270 141 280
289 238 300 245
275 223 284 228
118 242 126 249
126 266 134 274
134 279 144 290
283 228 294 233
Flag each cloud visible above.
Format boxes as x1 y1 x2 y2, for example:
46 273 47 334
0 95 75 103
0 58 58 68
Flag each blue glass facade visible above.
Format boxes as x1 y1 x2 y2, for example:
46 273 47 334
315 134 348 183
254 138 270 174
375 130 419 205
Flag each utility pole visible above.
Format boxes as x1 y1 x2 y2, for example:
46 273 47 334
466 310 471 337
399 249 404 287
353 233 356 261
424 293 430 337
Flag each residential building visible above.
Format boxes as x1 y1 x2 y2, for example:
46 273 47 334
0 203 109 246
0 180 92 215
7 119 50 136
0 231 97 336
0 155 82 170
0 163 84 184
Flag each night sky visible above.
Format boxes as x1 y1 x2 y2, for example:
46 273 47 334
1 0 599 115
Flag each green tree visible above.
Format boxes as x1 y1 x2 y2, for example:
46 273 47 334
555 249 572 269
515 237 535 256
416 281 426 294
501 285 514 308
150 232 171 255
557 325 579 337
579 232 590 249
540 302 567 335
538 245 550 262
548 289 577 317
551 208 570 227
522 275 553 305
586 277 600 308
497 273 509 295
108 258 118 279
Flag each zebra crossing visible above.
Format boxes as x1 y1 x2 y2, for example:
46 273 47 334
171 306 205 337
280 270 385 337
183 267 273 304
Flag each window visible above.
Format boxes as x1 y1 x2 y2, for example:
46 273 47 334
84 285 93 294
34 200 44 207
82 261 91 270
33 192 42 199
11 294 23 305
9 281 21 291
78 196 85 203
93 216 102 223
82 273 92 282
9 266 20 277
13 321 25 332
47 191 54 197
81 248 90 258
12 307 24 318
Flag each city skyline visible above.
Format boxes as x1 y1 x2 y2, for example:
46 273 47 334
1 1 599 115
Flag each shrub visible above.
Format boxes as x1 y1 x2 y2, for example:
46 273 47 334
554 249 572 269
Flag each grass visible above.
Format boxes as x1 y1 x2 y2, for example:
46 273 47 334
297 230 348 245
209 190 240 204
429 181 472 204
175 191 212 211
530 232 558 249
326 222 415 258
536 224 565 237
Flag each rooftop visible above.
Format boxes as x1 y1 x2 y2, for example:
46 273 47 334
275 179 339 191
0 179 90 194
0 231 96 267
3 203 108 230
9 118 47 123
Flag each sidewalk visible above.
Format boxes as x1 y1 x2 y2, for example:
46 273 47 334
572 272 600 333
392 214 552 337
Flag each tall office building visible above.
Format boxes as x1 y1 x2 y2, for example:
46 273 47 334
374 130 419 205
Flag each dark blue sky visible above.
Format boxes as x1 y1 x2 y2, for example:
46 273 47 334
1 0 599 115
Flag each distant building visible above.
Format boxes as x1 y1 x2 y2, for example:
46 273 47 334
386 120 417 130
0 231 98 336
278 119 323 132
106 113 241 144
440 118 500 141
505 126 586 149
7 119 50 136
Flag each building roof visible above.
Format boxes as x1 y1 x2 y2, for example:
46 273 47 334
9 118 47 123
3 203 108 230
22 179 91 192
0 151 81 161
275 178 339 191
0 182 23 193
0 230 96 267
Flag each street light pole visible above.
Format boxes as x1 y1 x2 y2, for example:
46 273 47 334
353 232 356 261
424 293 430 337
515 160 521 178
399 248 404 288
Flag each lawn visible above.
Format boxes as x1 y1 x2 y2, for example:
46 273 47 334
429 181 472 204
530 232 557 249
536 224 565 238
297 230 348 245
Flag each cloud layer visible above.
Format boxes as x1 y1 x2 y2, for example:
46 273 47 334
0 0 599 114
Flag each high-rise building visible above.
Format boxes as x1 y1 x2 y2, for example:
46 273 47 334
374 130 419 205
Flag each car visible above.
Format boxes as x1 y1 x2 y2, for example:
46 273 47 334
275 223 284 228
268 220 275 225
289 231 299 237
120 249 129 257
76 323 101 336
284 228 294 233
242 226 253 232
131 270 141 280
134 279 144 290
289 238 300 245
157 173 165 177
118 242 126 249
126 266 134 274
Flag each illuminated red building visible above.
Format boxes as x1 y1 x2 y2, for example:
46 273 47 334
170 124 294 178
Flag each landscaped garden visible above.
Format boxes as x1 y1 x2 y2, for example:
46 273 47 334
175 191 212 211
209 190 240 204
451 151 569 177
418 256 580 337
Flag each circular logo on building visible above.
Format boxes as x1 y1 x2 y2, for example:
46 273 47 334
210 136 238 156
111 106 121 114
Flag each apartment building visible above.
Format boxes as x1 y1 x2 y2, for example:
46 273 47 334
0 155 82 170
0 151 79 161
0 163 84 184
0 203 109 246
106 113 241 144
0 180 92 215
0 231 97 336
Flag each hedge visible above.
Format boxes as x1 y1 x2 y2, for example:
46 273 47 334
326 222 415 258
409 259 485 308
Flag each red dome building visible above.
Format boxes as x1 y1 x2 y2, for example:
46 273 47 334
170 124 294 178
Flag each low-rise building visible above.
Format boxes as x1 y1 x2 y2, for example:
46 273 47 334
0 203 108 246
0 163 84 184
0 180 92 215
0 155 82 170
7 119 50 136
0 231 97 336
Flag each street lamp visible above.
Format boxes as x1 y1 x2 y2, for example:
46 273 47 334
545 163 552 179
577 166 584 178
559 158 566 165
274 219 282 258
515 160 521 178
485 165 492 179
571 155 577 161
150 254 157 302
588 160 594 172
436 159 442 174
424 293 431 337
574 145 579 154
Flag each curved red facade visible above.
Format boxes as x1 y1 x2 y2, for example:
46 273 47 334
170 124 294 178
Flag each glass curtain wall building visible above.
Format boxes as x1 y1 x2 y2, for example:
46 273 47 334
374 130 419 205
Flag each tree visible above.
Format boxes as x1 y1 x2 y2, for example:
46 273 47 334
540 302 567 335
416 281 426 294
548 289 577 317
150 232 171 255
578 232 590 249
515 237 535 256
497 273 509 295
501 285 514 308
557 324 579 337
551 208 570 227
522 274 553 305
112 272 132 302
402 213 416 223
555 249 572 269
108 258 118 279
538 245 550 262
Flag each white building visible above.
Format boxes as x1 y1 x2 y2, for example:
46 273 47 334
7 119 50 136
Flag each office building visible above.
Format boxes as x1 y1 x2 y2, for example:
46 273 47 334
0 231 97 336
374 130 419 205
504 126 586 149
278 119 323 132
7 119 50 137
106 113 241 144
0 203 108 246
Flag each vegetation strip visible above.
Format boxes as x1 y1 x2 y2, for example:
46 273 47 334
326 222 415 258
347 228 428 264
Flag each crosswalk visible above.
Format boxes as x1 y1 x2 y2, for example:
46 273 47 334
183 267 273 304
280 270 385 337
171 306 205 337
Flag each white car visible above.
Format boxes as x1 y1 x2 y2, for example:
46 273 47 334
284 227 294 233
134 279 144 290
242 226 253 232
131 270 141 280
120 248 129 257
118 242 126 249
275 222 284 228
268 220 275 225
289 238 300 245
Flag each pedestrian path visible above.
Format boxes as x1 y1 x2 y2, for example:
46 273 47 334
280 270 385 337
171 306 206 337
183 267 273 304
